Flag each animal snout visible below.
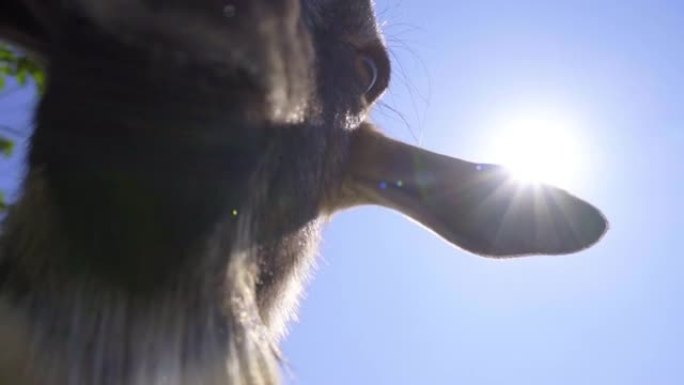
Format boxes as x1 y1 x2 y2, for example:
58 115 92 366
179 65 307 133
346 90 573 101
62 0 315 125
225 0 315 123
172 0 316 123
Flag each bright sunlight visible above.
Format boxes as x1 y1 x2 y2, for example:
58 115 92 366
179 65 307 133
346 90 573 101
486 109 584 189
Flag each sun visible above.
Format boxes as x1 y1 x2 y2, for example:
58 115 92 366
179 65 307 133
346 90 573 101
486 110 583 189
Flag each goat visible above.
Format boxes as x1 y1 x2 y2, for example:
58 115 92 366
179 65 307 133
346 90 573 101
0 0 608 384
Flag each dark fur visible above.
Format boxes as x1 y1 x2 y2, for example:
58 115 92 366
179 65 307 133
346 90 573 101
0 0 388 384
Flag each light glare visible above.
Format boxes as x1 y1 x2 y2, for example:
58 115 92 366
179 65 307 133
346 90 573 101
488 111 583 188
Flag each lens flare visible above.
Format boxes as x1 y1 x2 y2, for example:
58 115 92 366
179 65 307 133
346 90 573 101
487 111 583 189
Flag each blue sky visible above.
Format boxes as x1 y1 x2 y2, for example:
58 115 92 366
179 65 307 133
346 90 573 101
2 1 683 384
283 1 684 385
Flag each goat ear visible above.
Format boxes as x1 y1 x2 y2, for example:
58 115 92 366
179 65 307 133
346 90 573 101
333 124 607 257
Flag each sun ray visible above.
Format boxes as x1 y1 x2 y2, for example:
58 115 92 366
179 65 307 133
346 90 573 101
486 109 584 189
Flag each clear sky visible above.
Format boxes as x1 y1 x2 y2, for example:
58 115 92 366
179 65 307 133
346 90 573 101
1 1 683 384
283 1 684 385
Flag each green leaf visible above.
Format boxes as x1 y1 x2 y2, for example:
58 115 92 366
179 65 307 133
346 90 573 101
0 192 7 212
0 44 47 92
17 69 27 86
32 70 46 93
0 137 14 157
0 45 16 61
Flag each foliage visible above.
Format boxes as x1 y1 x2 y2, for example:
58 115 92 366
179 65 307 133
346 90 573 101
0 136 14 157
0 43 45 211
0 44 45 92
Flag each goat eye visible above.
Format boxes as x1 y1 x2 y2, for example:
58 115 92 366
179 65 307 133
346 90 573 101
355 48 390 104
358 55 379 94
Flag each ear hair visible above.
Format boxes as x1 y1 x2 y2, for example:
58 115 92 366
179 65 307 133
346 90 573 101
332 123 607 257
